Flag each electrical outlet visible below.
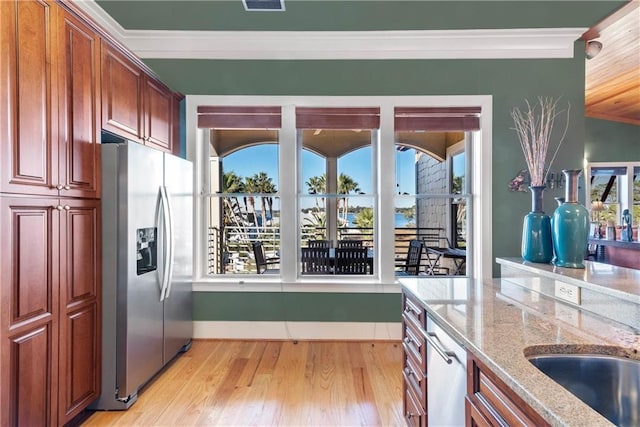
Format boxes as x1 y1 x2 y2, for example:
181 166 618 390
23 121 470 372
554 281 581 305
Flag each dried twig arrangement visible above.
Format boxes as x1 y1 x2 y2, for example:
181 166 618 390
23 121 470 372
511 97 570 186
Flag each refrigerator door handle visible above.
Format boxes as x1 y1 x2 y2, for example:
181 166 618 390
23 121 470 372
159 186 173 301
162 185 176 299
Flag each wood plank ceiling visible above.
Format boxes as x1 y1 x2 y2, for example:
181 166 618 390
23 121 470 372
584 0 640 126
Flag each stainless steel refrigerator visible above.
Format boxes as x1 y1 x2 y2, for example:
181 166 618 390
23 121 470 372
91 141 193 410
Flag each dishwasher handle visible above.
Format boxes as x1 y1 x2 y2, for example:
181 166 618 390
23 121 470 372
425 331 458 365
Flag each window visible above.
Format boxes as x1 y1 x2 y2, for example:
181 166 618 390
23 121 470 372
297 108 378 276
393 107 478 276
191 96 492 283
586 162 639 228
198 106 282 275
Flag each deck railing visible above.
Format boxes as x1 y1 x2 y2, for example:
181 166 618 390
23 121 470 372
207 226 465 275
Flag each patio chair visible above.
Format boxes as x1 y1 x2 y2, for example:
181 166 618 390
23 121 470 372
334 247 369 274
308 239 332 248
301 247 332 274
396 239 424 276
337 239 364 248
252 241 280 274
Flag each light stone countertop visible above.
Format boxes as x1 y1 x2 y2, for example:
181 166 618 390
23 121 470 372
399 277 640 427
497 257 640 304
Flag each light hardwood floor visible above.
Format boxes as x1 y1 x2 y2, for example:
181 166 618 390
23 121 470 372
84 340 404 426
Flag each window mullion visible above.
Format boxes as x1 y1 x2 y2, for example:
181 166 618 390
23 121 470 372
378 105 396 282
279 105 298 282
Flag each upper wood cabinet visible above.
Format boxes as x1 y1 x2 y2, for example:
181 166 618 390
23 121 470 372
101 41 176 153
0 0 59 197
144 76 175 153
0 0 101 199
56 7 101 199
101 43 143 142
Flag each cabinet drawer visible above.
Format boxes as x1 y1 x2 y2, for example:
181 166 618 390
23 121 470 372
403 378 427 427
402 292 426 329
402 319 426 369
468 354 550 427
403 351 427 404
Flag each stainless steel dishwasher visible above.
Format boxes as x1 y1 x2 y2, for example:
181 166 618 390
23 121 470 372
426 316 467 426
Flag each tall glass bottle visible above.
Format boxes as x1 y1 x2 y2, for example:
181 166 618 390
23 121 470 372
552 169 590 268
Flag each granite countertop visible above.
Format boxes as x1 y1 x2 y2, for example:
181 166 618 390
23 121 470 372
498 256 640 304
400 277 640 427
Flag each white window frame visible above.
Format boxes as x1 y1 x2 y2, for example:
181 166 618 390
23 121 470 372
187 95 493 292
585 161 639 224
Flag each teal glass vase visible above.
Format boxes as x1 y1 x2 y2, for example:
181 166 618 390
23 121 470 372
522 186 553 263
552 170 590 268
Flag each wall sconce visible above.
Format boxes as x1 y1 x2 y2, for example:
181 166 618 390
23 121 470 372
586 40 603 60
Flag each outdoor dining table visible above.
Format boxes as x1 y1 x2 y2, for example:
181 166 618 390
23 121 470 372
425 247 466 275
329 248 374 274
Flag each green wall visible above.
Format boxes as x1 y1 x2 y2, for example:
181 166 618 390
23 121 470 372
146 43 590 323
585 118 640 162
193 292 401 322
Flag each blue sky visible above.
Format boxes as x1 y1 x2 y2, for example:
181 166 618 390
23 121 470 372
223 145 419 195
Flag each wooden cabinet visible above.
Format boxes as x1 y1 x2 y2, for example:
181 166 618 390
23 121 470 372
466 353 550 427
57 199 101 423
101 42 176 153
101 43 143 142
0 0 59 197
0 197 60 427
1 1 102 425
402 292 427 427
56 7 101 199
0 197 101 426
0 1 100 199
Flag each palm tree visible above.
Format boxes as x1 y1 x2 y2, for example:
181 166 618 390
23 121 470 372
222 171 246 226
250 172 277 230
338 173 361 225
243 175 258 227
306 174 327 211
353 207 374 229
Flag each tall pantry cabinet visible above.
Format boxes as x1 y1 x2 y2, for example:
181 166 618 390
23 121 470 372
0 1 101 425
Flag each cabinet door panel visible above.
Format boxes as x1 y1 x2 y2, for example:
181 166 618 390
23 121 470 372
1 200 56 324
9 324 56 427
0 0 58 196
62 202 100 305
57 9 100 199
58 199 100 422
101 43 142 142
144 77 173 152
59 303 99 422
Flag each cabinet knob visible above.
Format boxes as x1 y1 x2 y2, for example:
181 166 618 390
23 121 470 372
404 366 412 376
406 412 415 419
56 185 64 190
403 337 412 345
56 205 64 210
63 205 71 210
63 185 70 190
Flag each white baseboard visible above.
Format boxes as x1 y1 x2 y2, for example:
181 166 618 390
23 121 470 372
193 321 401 341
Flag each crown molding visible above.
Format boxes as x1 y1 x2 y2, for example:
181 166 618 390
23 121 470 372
74 1 585 60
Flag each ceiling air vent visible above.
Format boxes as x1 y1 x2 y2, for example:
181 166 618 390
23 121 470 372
242 0 285 11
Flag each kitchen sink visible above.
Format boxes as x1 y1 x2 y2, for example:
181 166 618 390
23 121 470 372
527 354 640 426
